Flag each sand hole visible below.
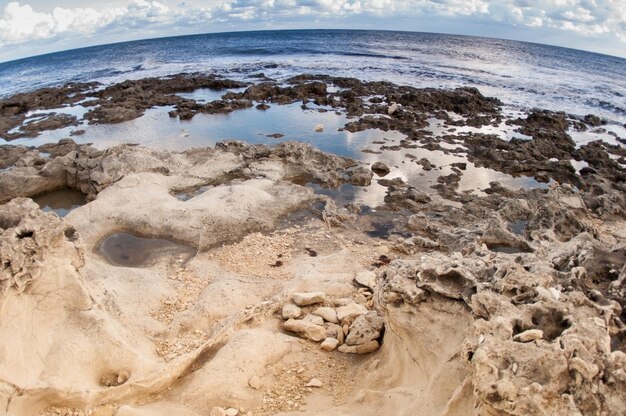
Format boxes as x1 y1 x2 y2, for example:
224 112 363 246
99 370 130 387
97 232 196 267
33 188 86 217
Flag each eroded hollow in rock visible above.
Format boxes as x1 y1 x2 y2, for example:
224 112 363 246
33 188 86 217
486 243 533 254
97 232 197 268
507 220 528 235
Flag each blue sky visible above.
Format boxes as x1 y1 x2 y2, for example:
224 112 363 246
0 0 625 62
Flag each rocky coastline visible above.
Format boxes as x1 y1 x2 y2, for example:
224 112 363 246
0 74 625 416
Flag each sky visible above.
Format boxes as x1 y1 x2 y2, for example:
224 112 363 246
0 0 625 62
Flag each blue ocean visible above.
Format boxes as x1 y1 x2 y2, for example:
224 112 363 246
0 29 624 125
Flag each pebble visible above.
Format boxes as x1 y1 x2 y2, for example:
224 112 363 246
210 407 226 416
320 337 340 351
314 124 324 132
248 376 262 390
292 292 326 306
225 409 239 416
306 378 324 387
513 329 544 342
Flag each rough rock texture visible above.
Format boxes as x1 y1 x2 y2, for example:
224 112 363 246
0 73 625 416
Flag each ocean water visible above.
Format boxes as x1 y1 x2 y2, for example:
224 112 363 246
2 30 625 205
0 29 624 125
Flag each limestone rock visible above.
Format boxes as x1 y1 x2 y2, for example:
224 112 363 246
281 303 302 319
513 329 543 343
345 311 385 346
312 307 339 323
320 337 340 351
354 270 377 289
336 302 368 321
338 340 380 354
292 292 326 306
302 313 325 326
306 378 323 387
283 319 326 341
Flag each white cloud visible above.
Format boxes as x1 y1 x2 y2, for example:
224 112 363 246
0 1 624 52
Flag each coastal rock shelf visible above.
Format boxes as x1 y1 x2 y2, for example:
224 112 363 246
0 74 625 416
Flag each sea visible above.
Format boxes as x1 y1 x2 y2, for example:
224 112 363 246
0 29 624 125
1 30 625 205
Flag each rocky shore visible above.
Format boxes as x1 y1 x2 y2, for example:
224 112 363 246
0 74 625 416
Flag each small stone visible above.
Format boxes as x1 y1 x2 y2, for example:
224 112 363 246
371 162 390 176
210 407 226 416
225 409 239 416
314 124 324 132
283 319 326 341
354 293 367 304
388 103 398 115
338 340 380 354
306 378 323 387
478 335 485 344
320 337 340 351
248 376 262 390
336 302 369 321
292 292 326 306
513 329 543 342
336 326 345 344
302 313 325 326
354 270 377 289
312 307 339 323
282 304 302 319
297 367 305 374
512 362 518 374
549 287 561 300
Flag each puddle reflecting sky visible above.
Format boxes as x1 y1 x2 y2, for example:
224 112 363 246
7 95 592 207
33 188 86 217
